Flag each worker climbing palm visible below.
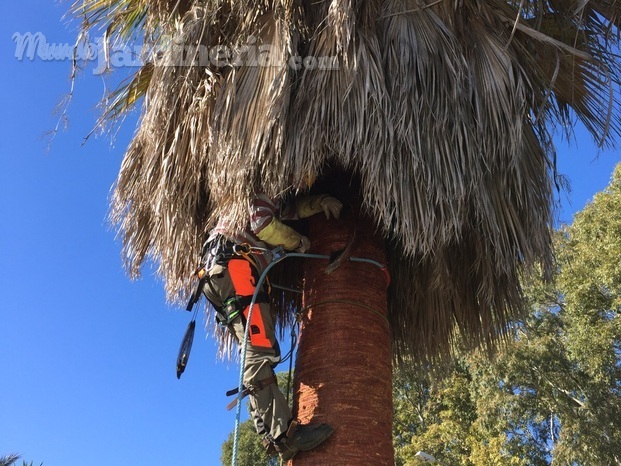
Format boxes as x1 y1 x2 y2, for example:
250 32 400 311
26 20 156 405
201 192 342 461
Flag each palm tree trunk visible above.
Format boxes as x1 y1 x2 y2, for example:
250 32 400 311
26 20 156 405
292 194 394 465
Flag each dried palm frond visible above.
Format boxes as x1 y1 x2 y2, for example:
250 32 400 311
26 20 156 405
75 0 621 359
70 0 193 38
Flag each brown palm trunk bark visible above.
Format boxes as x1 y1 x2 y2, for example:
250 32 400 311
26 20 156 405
291 197 394 465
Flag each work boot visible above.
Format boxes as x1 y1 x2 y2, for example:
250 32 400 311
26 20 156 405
274 422 334 461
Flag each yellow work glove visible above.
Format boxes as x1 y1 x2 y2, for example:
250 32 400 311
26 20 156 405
319 196 342 220
296 235 311 253
297 195 343 219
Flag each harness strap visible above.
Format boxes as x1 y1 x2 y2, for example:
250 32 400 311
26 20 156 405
187 235 262 312
263 419 298 454
236 293 269 308
216 292 270 326
186 268 208 311
225 374 277 411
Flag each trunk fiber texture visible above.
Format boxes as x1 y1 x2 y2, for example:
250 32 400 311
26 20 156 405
292 207 394 465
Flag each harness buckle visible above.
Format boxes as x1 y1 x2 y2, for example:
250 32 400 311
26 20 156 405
233 243 252 255
225 374 277 410
216 297 243 326
271 246 286 261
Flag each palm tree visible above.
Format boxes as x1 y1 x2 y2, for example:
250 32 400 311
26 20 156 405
71 0 621 463
0 454 20 466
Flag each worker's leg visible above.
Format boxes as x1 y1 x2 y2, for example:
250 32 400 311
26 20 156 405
207 258 292 440
203 258 333 460
229 303 292 440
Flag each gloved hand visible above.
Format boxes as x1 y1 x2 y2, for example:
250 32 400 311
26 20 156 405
320 196 343 220
296 235 311 253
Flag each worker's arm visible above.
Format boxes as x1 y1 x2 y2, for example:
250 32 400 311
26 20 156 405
250 195 308 251
249 193 341 251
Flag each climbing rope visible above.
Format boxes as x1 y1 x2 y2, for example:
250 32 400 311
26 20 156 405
230 248 389 466
231 248 288 466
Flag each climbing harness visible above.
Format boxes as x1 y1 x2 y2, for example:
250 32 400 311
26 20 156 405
178 239 269 379
178 239 390 466
216 293 270 327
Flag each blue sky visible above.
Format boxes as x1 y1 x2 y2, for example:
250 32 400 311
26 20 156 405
1 2 619 466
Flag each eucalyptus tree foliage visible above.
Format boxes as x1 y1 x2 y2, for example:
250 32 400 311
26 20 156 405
71 0 621 360
551 163 621 465
395 311 621 465
393 164 621 466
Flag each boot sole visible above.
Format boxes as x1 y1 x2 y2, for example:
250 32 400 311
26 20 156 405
299 425 335 451
280 425 335 461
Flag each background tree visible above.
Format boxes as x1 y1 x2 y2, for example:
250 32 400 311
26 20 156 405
221 372 294 466
221 420 278 466
550 163 621 465
393 165 621 465
70 1 621 463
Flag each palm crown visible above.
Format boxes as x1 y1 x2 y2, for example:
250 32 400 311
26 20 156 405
72 0 621 358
